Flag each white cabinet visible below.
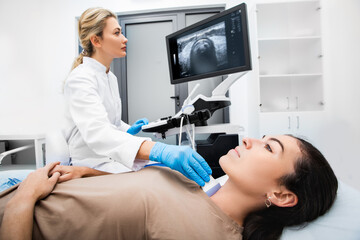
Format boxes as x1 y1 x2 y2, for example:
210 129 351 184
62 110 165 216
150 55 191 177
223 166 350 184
259 112 324 145
256 0 324 139
259 112 293 135
259 74 324 112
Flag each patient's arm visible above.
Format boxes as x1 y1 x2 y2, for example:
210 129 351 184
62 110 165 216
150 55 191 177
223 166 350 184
1 193 35 240
0 162 60 240
49 165 110 183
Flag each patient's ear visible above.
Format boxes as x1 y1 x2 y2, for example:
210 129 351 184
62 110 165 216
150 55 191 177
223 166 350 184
270 189 298 208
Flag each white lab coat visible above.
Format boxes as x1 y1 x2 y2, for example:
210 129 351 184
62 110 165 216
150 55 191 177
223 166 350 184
63 57 150 173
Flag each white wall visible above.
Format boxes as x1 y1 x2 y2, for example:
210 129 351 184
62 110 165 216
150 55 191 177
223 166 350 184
0 0 359 190
319 0 360 190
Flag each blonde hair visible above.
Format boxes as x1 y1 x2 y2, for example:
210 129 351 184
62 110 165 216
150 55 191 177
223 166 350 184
71 7 117 70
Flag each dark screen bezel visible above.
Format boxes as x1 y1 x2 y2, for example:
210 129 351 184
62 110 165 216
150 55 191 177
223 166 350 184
166 3 251 85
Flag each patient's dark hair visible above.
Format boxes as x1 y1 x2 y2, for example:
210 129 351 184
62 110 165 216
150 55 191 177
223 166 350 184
243 136 338 240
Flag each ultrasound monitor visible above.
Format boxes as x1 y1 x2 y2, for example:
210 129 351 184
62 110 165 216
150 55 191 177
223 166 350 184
166 3 251 85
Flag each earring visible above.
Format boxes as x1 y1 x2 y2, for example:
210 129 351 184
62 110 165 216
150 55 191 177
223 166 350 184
265 196 272 208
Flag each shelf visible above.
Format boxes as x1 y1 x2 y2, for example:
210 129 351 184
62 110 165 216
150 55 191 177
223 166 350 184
0 133 45 140
260 73 322 78
257 0 321 6
258 38 322 75
258 36 321 41
259 110 323 115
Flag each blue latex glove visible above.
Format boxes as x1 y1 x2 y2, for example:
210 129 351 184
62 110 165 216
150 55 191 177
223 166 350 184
149 142 212 186
127 118 149 135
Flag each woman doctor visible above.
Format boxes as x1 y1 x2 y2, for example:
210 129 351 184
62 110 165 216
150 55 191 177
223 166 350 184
62 7 211 186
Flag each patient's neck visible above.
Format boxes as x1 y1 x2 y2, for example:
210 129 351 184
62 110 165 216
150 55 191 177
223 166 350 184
210 179 262 226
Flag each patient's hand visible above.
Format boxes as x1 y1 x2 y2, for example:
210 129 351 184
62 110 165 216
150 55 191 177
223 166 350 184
50 165 111 183
17 162 61 202
0 162 61 240
49 165 85 183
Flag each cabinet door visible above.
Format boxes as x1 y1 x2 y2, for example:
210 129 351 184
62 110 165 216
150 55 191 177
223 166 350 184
259 112 325 146
259 113 293 136
292 112 325 147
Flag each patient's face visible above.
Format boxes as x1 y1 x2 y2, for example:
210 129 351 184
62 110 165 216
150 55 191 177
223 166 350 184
219 135 301 196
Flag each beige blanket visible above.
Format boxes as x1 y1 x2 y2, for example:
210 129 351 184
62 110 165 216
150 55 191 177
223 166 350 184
0 166 242 239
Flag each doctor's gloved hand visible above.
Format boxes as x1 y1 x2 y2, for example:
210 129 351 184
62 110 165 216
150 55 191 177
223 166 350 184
127 118 149 135
149 142 212 186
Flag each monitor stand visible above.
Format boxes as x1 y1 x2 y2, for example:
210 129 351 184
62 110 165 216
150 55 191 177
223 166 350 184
142 71 248 136
142 72 248 177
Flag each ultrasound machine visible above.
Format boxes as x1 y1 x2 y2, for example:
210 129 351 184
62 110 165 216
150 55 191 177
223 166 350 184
142 3 251 178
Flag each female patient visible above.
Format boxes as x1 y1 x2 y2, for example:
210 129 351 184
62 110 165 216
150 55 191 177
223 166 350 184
0 135 338 240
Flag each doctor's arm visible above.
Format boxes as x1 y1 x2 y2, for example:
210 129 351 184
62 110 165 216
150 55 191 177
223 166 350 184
0 162 60 240
65 75 210 185
65 74 151 170
49 141 212 186
136 141 212 187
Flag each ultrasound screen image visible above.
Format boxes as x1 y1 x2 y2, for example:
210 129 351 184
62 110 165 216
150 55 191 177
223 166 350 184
177 22 227 78
167 4 250 84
